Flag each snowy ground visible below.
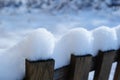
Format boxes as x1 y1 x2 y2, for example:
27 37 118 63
0 8 120 80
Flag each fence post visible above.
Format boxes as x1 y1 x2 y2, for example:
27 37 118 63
69 54 92 80
114 50 120 80
25 59 55 80
94 50 116 80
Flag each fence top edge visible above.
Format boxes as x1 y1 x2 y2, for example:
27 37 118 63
26 59 54 63
98 49 116 53
71 54 92 58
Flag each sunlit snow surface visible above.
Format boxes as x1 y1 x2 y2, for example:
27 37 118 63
92 26 118 55
0 8 120 80
0 9 120 49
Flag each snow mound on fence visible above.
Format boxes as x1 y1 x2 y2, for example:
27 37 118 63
0 48 25 80
115 25 120 48
0 28 55 80
22 28 55 60
92 26 118 55
52 28 93 69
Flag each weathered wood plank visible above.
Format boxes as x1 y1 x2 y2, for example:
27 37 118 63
25 59 54 80
114 50 120 80
55 76 69 80
69 54 92 80
53 50 118 80
93 50 116 80
54 66 70 80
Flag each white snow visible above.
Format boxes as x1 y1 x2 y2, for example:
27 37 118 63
91 26 118 55
109 62 117 80
0 4 120 80
19 28 55 61
0 28 55 80
0 47 25 80
114 25 120 48
105 0 112 5
52 28 93 69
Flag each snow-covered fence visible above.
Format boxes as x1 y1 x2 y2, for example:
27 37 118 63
24 49 120 80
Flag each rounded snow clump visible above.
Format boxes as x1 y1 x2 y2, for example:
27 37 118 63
92 26 118 55
0 28 55 79
21 28 55 60
52 28 93 69
61 28 93 55
114 25 120 48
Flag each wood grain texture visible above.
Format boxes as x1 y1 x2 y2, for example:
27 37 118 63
25 59 54 80
69 54 92 80
93 50 116 80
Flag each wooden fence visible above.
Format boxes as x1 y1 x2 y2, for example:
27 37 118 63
24 49 120 80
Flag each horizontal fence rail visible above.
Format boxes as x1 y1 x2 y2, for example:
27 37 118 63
25 49 120 80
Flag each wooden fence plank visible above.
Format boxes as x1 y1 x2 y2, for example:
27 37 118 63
94 50 116 80
114 50 120 80
54 66 70 80
69 54 92 80
25 59 54 80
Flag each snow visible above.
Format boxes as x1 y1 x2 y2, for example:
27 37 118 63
105 0 112 5
60 28 93 56
18 28 55 61
52 28 93 69
0 47 25 80
0 4 120 80
109 62 117 80
0 28 55 80
115 25 120 48
91 26 118 55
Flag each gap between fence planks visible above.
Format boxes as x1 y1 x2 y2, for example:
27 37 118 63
114 50 120 80
25 50 120 80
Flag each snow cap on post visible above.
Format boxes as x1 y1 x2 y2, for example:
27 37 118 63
52 28 93 69
24 28 55 61
114 25 120 48
92 26 118 55
61 28 93 56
